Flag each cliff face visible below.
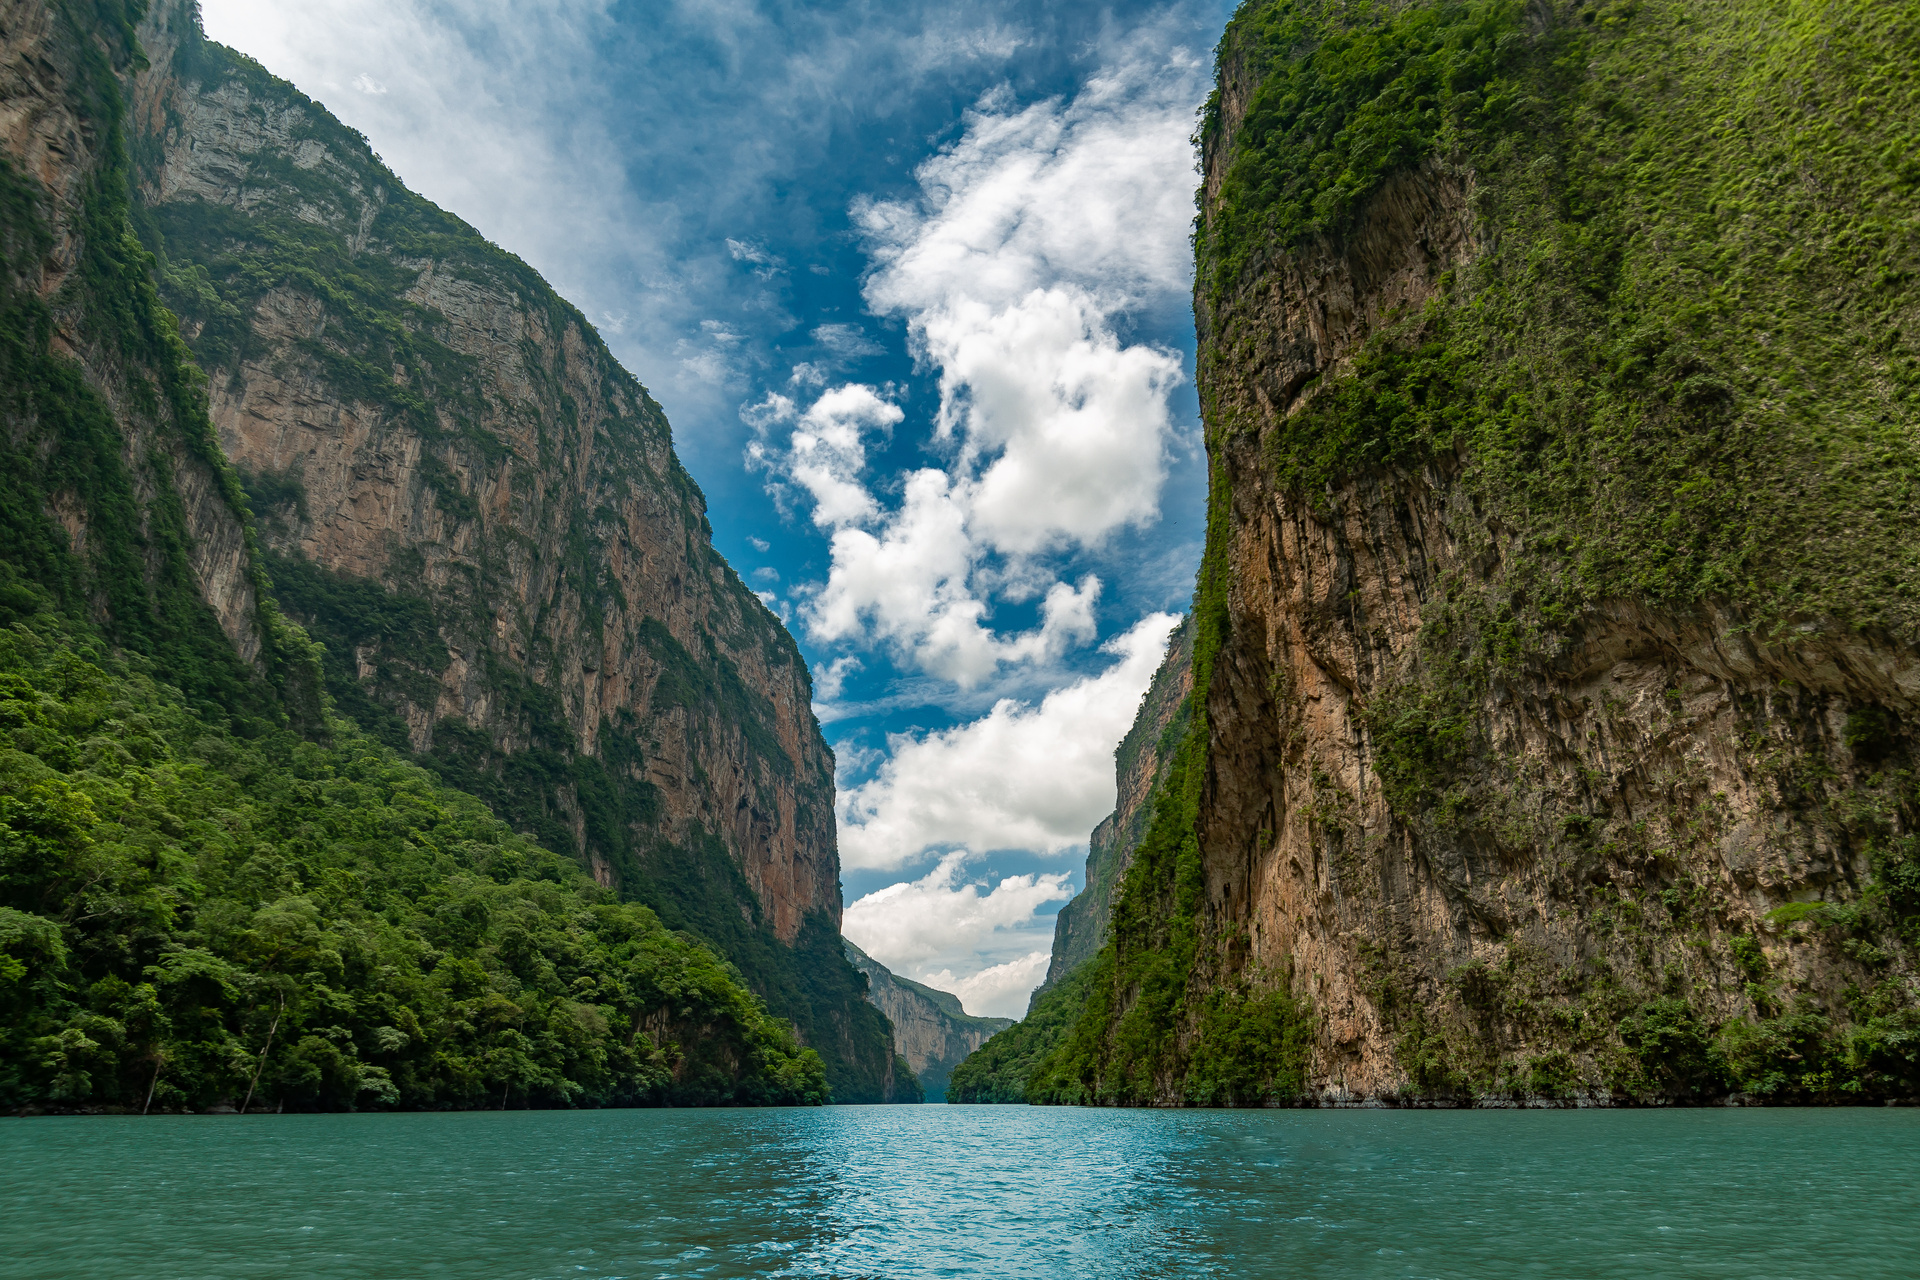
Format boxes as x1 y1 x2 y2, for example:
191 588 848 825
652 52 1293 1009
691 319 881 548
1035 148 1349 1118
0 0 316 727
1035 0 1920 1105
844 942 1008 1101
0 0 834 1115
1038 619 1194 995
116 3 902 1100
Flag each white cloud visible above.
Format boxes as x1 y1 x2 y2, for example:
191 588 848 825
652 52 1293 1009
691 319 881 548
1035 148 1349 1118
843 852 1071 1017
837 610 1179 870
812 654 861 702
740 392 797 432
787 384 899 528
758 47 1201 683
855 51 1198 557
351 73 388 95
919 952 1051 1020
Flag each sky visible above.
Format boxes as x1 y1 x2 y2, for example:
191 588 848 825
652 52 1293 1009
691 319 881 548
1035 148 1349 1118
201 0 1234 1018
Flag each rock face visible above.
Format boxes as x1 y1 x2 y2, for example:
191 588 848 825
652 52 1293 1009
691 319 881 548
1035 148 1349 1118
1037 618 1193 996
0 0 316 730
845 942 1010 1101
1049 0 1920 1105
118 2 903 1100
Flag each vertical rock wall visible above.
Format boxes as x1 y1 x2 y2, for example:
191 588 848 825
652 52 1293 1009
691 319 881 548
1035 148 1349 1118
115 2 905 1099
1171 0 1920 1102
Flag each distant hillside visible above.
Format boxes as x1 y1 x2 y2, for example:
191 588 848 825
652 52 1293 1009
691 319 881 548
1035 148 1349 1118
844 941 1009 1101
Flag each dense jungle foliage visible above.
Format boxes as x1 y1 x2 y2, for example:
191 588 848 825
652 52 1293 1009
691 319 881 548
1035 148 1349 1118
1202 0 1920 635
1023 0 1920 1105
0 615 828 1111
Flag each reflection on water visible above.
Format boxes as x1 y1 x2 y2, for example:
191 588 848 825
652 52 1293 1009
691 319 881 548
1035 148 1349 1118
4 1105 1917 1278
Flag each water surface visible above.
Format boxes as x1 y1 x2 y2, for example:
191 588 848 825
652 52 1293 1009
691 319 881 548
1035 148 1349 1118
4 1106 1917 1278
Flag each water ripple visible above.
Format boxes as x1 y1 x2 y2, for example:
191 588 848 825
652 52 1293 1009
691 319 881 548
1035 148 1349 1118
3 1107 1917 1278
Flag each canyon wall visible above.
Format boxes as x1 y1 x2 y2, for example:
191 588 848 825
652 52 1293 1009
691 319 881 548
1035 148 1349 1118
0 0 317 729
118 2 902 1100
844 942 1010 1101
1032 0 1920 1105
1037 619 1194 996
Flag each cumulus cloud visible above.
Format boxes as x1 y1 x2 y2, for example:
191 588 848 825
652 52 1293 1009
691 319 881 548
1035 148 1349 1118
843 853 1071 1017
919 952 1051 1020
758 48 1201 683
837 611 1179 870
786 385 899 528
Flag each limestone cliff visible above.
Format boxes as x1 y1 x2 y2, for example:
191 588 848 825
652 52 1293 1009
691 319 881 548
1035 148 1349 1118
844 941 1009 1101
0 0 318 729
118 2 902 1100
1030 0 1920 1106
1037 618 1194 996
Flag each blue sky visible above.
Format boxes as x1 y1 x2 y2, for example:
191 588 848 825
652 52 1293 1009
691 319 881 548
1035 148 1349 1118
203 0 1234 1017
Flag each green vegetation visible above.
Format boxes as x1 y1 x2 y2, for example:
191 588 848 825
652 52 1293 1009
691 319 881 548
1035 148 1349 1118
947 964 1097 1103
1198 0 1521 299
0 615 827 1112
1204 0 1920 639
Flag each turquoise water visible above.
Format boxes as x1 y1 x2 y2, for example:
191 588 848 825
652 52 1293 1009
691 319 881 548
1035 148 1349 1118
4 1107 1917 1278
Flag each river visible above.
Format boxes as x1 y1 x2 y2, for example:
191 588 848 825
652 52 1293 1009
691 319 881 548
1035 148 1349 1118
5 1106 1917 1277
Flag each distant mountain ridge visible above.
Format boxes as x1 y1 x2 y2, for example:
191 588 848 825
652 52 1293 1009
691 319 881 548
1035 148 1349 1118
844 941 1009 1101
